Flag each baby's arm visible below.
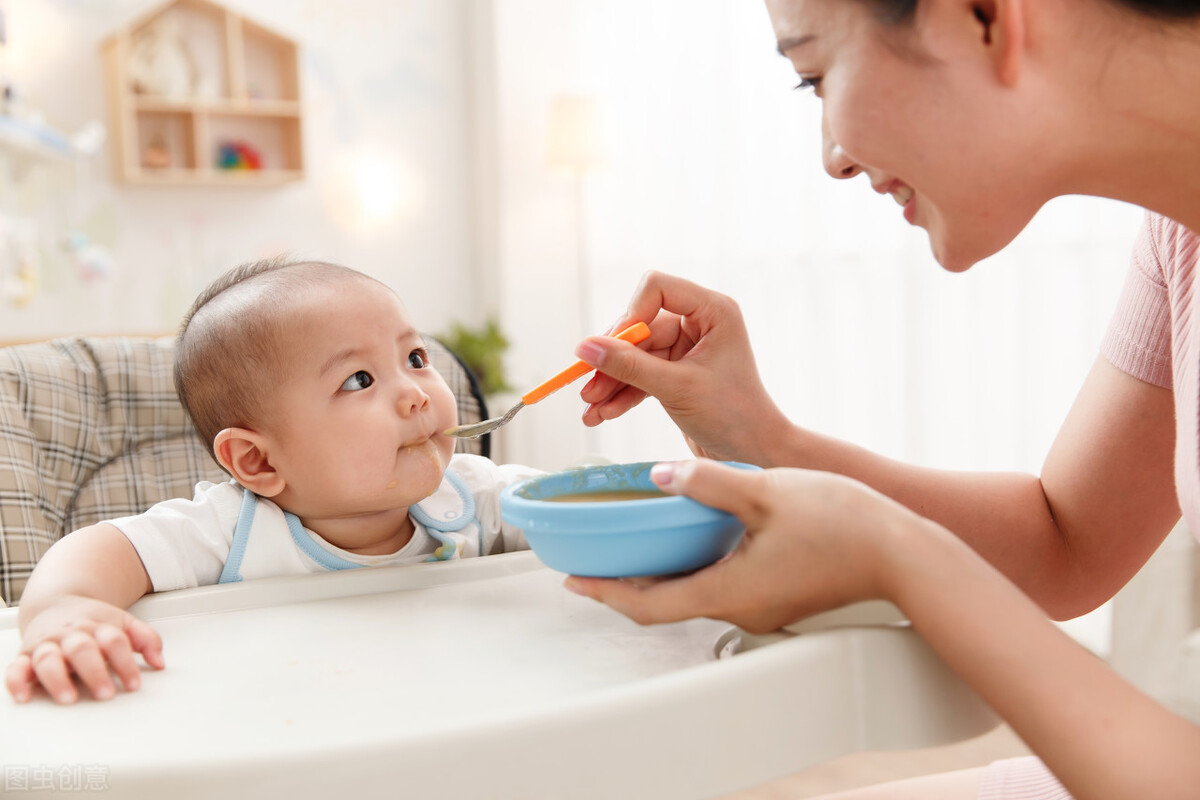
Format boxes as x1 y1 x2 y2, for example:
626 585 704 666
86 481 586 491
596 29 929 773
5 523 163 704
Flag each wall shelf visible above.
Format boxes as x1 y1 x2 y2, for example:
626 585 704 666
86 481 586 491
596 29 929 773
102 0 304 187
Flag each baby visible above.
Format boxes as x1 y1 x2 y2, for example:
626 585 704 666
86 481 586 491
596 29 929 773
5 258 541 704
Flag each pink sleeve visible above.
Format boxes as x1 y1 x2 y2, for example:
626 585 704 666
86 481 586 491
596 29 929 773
978 756 1072 800
1101 214 1173 389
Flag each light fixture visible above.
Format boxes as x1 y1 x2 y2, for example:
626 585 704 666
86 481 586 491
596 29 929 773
546 94 604 336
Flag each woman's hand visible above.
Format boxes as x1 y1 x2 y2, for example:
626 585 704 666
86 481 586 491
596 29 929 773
5 595 164 704
564 459 923 634
576 271 793 465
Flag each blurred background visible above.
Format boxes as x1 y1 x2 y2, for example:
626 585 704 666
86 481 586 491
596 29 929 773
0 0 1153 652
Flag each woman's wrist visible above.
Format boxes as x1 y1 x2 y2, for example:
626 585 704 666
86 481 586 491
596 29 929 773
866 502 962 611
750 410 810 468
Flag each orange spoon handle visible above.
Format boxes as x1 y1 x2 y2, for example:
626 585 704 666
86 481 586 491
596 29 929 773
520 322 651 406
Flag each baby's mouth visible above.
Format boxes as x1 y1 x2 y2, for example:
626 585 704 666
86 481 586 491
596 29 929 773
400 436 432 453
401 427 439 449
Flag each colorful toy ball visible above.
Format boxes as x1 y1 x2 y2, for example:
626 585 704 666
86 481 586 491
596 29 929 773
217 140 262 170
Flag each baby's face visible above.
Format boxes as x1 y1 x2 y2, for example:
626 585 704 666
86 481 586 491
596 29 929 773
262 279 458 523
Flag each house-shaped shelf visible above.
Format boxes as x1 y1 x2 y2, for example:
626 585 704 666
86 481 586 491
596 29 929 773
102 0 304 186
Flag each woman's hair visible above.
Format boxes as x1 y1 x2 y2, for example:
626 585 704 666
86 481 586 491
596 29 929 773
1112 0 1200 17
174 256 381 462
861 0 1200 23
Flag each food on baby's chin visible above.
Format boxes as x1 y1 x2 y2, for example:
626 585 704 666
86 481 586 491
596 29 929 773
545 489 667 503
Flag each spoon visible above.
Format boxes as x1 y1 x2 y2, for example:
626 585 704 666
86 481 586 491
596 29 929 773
444 322 651 439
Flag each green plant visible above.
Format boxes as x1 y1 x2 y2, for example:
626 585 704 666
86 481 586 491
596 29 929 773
438 318 511 396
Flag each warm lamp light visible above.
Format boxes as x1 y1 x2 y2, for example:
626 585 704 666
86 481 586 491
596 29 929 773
325 149 422 235
546 94 604 174
545 93 605 351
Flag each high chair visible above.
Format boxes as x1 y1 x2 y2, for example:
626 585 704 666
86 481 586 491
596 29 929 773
0 335 996 799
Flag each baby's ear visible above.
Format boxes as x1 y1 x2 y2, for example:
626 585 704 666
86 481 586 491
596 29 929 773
213 428 285 497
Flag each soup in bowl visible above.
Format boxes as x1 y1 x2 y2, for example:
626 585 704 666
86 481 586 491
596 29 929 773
500 461 760 577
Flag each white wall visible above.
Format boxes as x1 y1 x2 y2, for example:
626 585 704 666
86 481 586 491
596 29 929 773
0 0 481 342
482 0 1145 479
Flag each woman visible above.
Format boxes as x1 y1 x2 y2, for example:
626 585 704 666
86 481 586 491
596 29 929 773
564 1 1200 798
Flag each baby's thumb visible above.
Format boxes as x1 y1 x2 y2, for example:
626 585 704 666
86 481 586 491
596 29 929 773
125 617 165 670
650 459 766 525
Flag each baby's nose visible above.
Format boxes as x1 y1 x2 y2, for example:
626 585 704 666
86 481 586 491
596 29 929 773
395 381 431 416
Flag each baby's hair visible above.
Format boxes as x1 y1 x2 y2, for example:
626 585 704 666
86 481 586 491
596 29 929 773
174 256 383 464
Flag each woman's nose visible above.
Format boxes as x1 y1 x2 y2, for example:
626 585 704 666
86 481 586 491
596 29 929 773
823 140 861 180
822 120 861 180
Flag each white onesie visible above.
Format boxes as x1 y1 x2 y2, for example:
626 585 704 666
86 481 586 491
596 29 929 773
110 454 542 591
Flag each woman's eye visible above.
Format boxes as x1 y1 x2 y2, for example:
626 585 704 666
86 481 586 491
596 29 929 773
408 348 428 369
794 77 822 95
341 370 374 391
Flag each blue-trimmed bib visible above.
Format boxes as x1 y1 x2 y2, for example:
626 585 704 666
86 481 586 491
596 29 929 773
218 471 480 583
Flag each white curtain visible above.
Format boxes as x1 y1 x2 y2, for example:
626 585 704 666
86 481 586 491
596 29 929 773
485 0 1144 653
553 0 1144 477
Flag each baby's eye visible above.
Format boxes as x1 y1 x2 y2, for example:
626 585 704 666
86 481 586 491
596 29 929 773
408 348 429 369
341 370 374 391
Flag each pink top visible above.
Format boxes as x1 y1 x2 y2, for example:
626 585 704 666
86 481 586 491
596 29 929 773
978 213 1200 800
1102 212 1200 537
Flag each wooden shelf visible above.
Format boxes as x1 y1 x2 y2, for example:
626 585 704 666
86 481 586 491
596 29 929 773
102 0 304 187
118 166 304 186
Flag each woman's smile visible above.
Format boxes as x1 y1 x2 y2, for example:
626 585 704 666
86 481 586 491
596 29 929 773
873 179 916 223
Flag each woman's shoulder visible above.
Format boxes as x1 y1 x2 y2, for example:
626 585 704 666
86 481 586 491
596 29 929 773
1128 212 1200 296
1143 212 1200 269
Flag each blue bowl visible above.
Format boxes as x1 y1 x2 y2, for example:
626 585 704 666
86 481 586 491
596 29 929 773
500 461 759 577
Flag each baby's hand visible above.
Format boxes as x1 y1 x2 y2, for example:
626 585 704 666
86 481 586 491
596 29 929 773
5 596 164 704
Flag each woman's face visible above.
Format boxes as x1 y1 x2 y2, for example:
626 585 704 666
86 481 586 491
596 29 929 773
766 0 1052 270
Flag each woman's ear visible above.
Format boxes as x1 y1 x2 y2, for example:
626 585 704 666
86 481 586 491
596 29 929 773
972 0 1025 86
213 428 285 498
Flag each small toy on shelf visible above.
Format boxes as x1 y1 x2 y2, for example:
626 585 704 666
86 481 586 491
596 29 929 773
127 17 197 99
217 140 262 170
141 134 170 168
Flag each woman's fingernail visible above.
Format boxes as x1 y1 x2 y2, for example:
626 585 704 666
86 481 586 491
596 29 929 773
652 460 696 492
651 461 679 490
563 577 586 596
575 340 606 366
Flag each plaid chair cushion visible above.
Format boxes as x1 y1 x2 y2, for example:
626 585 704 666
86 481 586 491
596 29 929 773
0 335 486 605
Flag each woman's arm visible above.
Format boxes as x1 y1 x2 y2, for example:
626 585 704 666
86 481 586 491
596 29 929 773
890 512 1200 800
6 523 163 704
778 357 1180 618
578 272 1179 615
565 460 1200 799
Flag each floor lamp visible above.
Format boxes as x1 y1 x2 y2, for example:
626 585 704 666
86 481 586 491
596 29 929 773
547 94 604 339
